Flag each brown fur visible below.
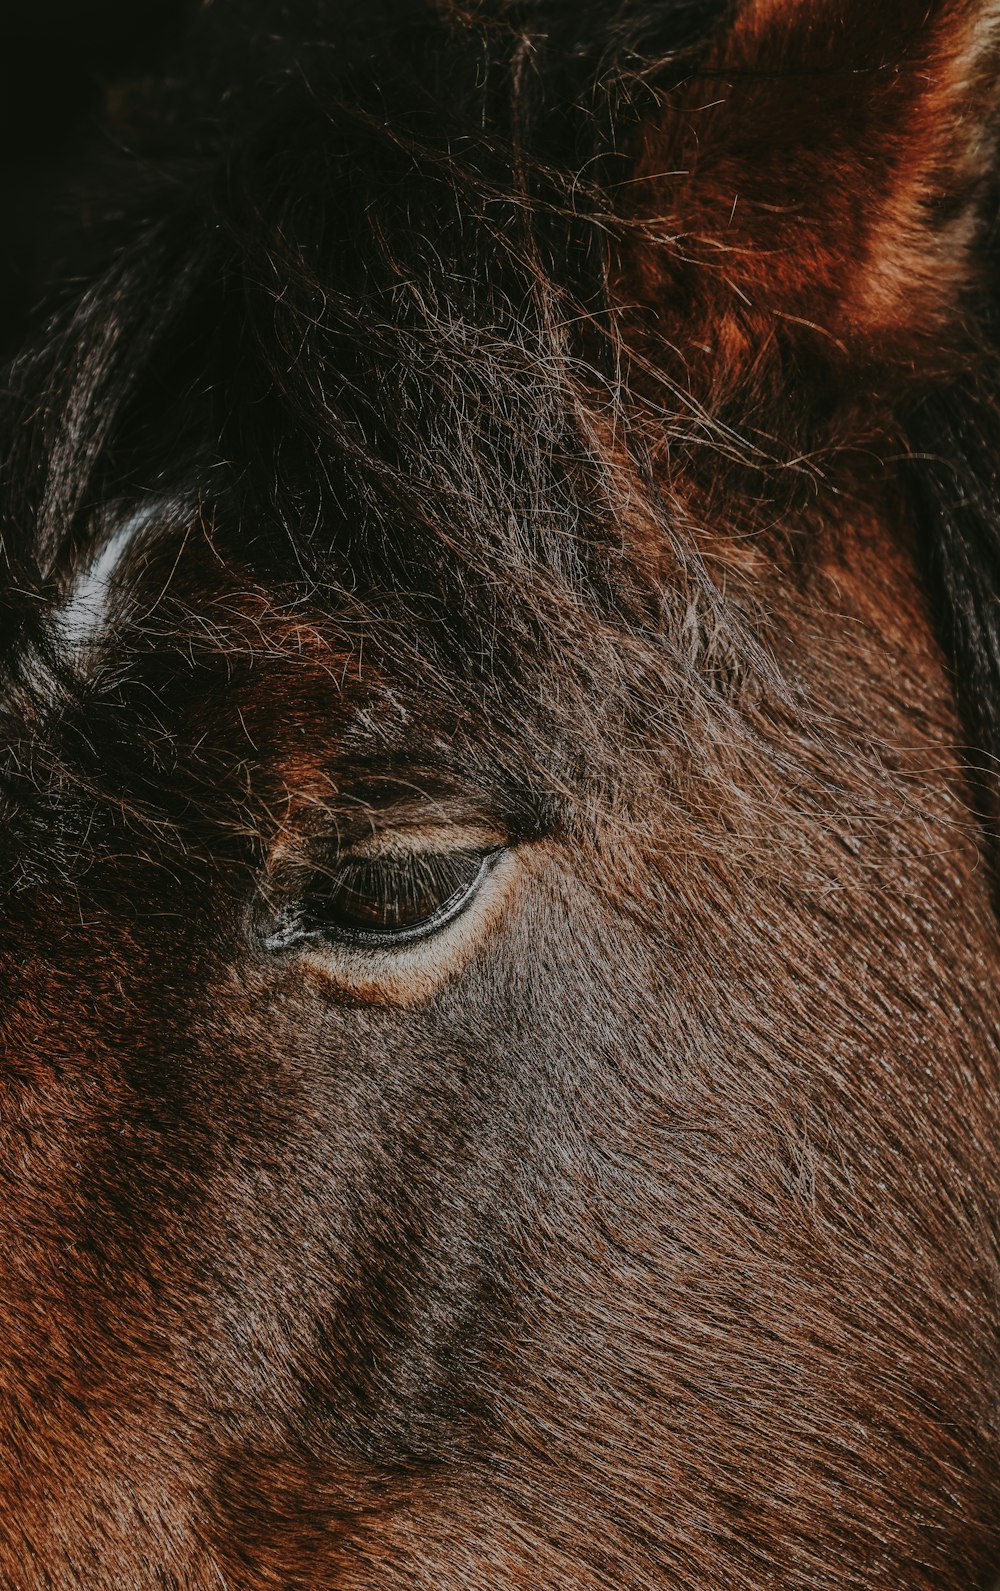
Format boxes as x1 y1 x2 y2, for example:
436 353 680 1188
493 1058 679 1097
0 1 998 1586
623 0 1000 390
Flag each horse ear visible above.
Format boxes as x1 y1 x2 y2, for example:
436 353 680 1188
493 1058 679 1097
621 0 1000 382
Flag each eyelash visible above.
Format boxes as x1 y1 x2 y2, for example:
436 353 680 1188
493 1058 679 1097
263 846 504 953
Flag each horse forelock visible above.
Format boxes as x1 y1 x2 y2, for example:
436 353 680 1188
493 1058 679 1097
2 0 771 872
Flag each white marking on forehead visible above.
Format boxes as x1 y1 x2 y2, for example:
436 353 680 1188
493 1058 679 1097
56 498 184 651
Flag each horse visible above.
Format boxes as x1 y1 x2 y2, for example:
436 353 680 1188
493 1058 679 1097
0 0 998 1585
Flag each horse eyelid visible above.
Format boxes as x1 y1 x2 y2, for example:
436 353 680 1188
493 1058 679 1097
261 844 507 955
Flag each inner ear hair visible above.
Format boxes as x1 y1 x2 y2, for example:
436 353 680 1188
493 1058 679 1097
620 0 1000 383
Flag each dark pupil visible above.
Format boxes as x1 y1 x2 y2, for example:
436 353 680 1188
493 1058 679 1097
297 849 494 946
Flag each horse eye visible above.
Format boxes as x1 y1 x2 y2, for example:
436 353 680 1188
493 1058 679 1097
267 848 502 951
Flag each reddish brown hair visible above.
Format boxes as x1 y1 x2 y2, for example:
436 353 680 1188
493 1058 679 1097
0 2 998 1586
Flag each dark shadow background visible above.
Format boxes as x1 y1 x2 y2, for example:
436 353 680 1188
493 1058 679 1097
0 0 190 358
